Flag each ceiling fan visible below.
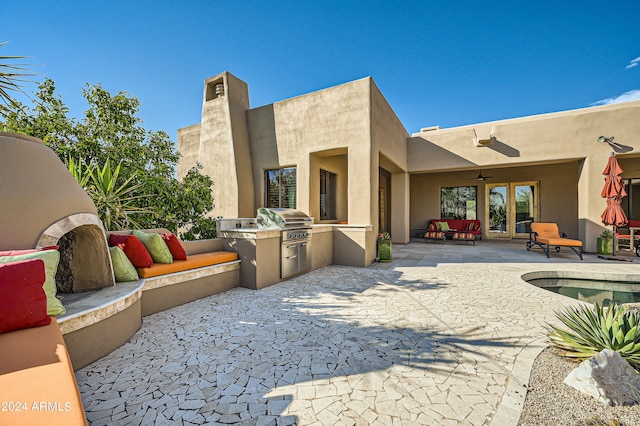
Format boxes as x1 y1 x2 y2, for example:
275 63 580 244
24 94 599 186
466 171 493 181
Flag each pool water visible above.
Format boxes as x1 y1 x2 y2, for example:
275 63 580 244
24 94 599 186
528 277 640 306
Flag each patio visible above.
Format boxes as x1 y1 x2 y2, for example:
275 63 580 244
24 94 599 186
76 240 638 425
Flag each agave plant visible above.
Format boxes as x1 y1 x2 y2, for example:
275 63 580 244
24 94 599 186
549 303 640 368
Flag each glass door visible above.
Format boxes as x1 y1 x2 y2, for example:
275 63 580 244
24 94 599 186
486 182 539 239
487 184 509 238
513 183 538 238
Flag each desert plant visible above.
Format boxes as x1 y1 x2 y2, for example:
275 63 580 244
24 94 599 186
549 303 640 369
86 159 149 231
600 229 614 240
0 42 35 105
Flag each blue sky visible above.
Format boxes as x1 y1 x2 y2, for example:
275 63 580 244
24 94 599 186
3 1 639 139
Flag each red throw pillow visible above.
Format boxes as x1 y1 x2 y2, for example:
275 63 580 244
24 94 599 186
0 259 51 334
108 234 153 268
161 233 187 261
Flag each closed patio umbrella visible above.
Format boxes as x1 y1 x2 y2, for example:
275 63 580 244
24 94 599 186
600 153 628 255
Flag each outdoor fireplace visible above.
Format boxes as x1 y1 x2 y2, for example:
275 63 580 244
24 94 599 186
0 133 115 293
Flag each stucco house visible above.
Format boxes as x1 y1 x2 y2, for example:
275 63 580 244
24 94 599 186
178 71 640 265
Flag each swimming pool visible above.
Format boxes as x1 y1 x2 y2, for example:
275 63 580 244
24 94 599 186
527 276 640 306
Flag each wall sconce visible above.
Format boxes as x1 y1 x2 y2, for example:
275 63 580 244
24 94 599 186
598 136 614 144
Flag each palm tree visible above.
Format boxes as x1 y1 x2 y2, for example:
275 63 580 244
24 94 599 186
0 42 34 105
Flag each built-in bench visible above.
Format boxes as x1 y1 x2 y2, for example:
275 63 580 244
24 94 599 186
59 230 241 369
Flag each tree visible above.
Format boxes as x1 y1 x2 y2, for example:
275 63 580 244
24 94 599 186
0 42 34 105
0 79 217 239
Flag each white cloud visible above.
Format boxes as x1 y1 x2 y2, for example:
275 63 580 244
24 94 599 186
591 89 640 106
625 56 640 69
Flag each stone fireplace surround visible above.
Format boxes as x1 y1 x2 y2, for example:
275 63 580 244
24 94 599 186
0 132 115 294
37 213 114 293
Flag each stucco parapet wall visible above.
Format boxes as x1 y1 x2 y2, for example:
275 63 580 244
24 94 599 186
411 100 640 138
408 100 640 173
57 280 143 335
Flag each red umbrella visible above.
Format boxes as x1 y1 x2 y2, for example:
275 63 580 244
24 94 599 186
601 154 628 255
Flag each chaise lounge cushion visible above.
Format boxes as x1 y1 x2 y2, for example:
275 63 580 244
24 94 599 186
0 259 51 334
137 251 239 278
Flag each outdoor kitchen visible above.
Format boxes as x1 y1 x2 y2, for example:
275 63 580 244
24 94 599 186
216 208 374 289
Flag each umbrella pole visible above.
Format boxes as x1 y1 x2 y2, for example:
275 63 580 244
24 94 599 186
613 225 616 256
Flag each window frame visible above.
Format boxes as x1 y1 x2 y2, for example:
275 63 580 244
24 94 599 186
320 169 337 220
440 186 477 220
264 167 297 209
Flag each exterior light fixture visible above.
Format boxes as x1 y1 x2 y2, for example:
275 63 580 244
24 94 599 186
598 136 614 143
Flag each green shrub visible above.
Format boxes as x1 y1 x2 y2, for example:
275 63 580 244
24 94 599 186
549 303 640 369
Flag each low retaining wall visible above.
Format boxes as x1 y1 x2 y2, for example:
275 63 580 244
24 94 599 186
59 260 241 370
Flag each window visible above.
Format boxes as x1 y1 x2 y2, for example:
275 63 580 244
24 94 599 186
440 186 477 219
265 167 297 208
320 169 337 220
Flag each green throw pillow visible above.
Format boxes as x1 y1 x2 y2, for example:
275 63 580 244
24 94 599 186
0 249 66 316
132 230 173 264
109 246 139 282
438 221 450 231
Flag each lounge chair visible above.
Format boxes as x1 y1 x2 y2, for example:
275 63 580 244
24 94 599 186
526 222 583 260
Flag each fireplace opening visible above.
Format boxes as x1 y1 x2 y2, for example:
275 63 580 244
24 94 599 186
38 219 115 294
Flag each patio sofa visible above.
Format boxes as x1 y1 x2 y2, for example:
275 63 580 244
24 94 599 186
424 219 482 243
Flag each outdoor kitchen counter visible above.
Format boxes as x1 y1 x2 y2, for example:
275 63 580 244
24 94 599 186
219 228 283 290
219 226 334 290
219 224 374 290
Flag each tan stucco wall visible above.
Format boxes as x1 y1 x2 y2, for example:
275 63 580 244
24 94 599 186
186 72 254 218
0 133 100 250
177 124 201 180
409 101 640 251
246 78 373 222
410 162 580 239
179 72 640 257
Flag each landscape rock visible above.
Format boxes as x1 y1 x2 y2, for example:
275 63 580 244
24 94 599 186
563 349 640 406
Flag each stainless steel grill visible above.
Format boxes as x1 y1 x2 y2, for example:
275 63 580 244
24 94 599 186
256 208 312 278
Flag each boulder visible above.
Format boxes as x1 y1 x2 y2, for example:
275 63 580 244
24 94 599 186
563 349 640 406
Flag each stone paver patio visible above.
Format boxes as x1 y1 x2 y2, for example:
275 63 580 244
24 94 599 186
76 240 638 425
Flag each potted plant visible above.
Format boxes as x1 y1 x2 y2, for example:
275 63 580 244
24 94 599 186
597 229 613 255
377 232 392 262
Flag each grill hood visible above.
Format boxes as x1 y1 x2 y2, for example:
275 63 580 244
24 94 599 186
256 208 313 229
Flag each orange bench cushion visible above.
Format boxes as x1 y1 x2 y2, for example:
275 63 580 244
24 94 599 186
137 251 239 278
0 318 87 425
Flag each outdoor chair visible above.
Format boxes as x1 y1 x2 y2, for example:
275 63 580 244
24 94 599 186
526 222 583 260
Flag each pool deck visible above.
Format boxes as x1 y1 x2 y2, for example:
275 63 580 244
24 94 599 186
76 239 638 425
